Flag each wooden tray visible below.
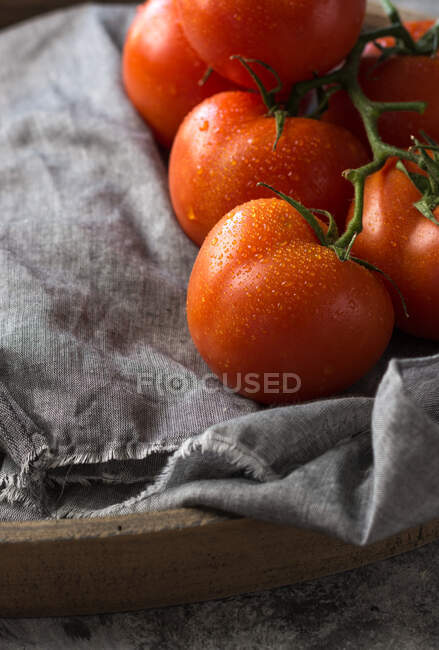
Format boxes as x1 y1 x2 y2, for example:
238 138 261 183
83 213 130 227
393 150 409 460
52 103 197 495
1 1 436 618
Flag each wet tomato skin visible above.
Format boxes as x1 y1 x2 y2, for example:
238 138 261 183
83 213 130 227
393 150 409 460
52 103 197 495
350 158 439 341
187 198 395 404
122 0 236 148
176 0 366 90
169 91 368 246
323 21 439 149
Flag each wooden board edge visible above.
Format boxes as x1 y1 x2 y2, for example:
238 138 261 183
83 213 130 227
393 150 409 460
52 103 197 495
0 507 229 544
1 514 439 617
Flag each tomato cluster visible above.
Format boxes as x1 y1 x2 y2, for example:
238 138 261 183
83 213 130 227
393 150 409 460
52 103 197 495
123 3 439 404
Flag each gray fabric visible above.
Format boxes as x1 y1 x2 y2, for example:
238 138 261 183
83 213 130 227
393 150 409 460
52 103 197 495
1 3 439 545
0 4 257 515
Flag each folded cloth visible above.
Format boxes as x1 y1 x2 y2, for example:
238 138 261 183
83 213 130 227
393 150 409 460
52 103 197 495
0 4 258 516
0 4 438 545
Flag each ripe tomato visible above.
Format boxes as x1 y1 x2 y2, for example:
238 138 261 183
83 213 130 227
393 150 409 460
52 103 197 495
187 198 394 404
176 0 366 90
350 158 439 341
122 0 236 148
323 21 439 149
169 91 368 246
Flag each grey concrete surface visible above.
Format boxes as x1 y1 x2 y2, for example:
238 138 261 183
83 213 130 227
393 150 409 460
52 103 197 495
2 0 439 648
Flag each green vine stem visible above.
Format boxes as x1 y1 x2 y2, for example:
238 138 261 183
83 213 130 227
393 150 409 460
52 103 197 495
285 0 439 249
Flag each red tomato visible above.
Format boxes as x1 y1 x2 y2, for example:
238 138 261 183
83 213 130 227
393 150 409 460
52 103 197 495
187 198 394 404
350 158 439 341
323 21 439 149
176 0 366 90
122 0 236 148
169 91 368 246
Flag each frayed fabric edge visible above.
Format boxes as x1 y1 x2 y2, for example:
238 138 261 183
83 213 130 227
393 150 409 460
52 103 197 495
88 429 282 519
1 427 279 518
0 481 43 513
43 441 178 471
0 440 180 514
152 431 281 495
179 433 280 482
4 441 49 509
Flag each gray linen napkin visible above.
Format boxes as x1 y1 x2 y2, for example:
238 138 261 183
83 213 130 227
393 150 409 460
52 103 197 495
0 4 258 516
1 3 439 545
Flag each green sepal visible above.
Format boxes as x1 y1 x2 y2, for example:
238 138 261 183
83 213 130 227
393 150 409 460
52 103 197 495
396 160 430 195
418 131 439 164
380 0 401 26
397 160 439 226
330 246 344 262
413 198 439 226
330 233 358 263
230 56 282 110
416 20 439 55
345 232 358 259
257 183 328 246
351 256 410 319
380 0 419 54
418 146 439 184
273 110 287 151
311 209 339 244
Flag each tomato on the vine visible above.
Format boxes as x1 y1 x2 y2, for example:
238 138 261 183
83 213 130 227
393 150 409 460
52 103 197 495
176 0 366 91
350 157 439 341
122 0 236 148
169 91 368 246
187 198 394 404
323 21 439 149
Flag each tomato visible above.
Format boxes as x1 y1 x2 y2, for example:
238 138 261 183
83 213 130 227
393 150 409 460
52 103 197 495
169 91 368 246
350 158 439 341
187 198 394 404
122 0 236 148
323 21 439 149
175 0 366 91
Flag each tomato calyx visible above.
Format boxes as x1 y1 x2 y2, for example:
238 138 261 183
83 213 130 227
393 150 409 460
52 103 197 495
259 182 410 318
258 183 329 246
230 56 283 108
230 56 299 150
396 133 439 226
